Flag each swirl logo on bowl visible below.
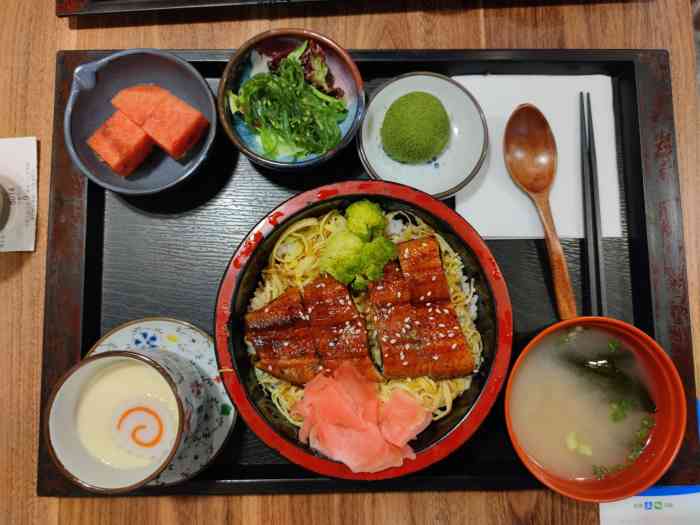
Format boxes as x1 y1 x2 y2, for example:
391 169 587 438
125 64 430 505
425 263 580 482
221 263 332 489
112 398 176 461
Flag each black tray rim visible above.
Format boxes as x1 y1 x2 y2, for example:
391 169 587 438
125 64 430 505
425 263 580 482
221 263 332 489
56 0 321 17
37 48 698 497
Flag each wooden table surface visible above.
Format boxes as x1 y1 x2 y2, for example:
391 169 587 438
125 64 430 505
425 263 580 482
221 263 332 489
1 1 698 523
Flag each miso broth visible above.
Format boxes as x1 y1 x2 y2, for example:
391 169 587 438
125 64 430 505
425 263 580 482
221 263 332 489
509 326 655 480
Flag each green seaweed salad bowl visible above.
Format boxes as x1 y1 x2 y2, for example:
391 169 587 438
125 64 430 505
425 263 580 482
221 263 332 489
217 29 366 171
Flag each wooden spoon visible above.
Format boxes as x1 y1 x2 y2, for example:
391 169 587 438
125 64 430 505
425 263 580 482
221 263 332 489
504 103 577 320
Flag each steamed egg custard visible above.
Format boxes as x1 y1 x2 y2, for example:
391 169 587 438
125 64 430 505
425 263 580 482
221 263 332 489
76 360 178 470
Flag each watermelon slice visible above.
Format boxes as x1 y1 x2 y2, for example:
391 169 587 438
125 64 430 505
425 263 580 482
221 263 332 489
87 110 154 176
111 85 169 126
141 92 210 159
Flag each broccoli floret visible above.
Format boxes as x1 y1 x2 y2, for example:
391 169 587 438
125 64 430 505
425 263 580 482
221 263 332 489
362 236 397 280
346 200 386 241
320 206 397 289
319 230 364 285
352 237 398 291
351 274 370 291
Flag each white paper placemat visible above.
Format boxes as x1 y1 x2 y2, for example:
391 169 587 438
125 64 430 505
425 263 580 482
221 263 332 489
452 75 622 239
0 137 37 252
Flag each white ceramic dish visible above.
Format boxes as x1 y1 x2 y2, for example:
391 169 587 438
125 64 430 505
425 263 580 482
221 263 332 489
358 72 488 199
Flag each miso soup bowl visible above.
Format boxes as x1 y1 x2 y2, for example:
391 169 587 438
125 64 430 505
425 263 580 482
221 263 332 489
505 317 687 503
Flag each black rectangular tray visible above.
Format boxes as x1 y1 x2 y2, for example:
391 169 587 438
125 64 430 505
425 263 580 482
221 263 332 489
38 49 699 496
56 0 321 17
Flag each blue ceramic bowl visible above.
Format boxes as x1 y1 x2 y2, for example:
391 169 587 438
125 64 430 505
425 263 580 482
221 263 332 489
217 29 365 171
64 49 217 195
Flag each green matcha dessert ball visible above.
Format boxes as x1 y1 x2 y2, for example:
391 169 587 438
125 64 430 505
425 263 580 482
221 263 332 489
380 91 450 164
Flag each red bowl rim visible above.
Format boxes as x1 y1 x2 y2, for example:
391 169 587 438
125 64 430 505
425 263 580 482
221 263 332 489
504 316 687 502
214 180 513 480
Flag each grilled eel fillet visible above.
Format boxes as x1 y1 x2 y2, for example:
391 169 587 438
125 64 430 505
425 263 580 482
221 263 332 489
244 287 320 385
368 237 474 379
303 275 382 382
245 277 382 385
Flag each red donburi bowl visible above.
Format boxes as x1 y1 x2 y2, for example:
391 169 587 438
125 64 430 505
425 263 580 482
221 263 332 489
214 180 513 480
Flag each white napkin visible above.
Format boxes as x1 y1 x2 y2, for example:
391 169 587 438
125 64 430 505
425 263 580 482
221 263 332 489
452 75 622 239
0 137 38 252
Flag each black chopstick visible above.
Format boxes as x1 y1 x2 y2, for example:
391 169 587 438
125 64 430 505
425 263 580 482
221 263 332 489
580 92 607 316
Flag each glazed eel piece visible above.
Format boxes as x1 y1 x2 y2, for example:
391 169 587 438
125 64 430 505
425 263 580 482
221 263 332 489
244 287 320 386
368 237 474 379
245 276 382 384
302 275 382 382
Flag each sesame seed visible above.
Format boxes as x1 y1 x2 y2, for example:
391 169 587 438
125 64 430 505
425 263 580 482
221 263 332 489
448 332 454 337
329 342 335 347
267 365 272 371
438 323 446 328
283 341 289 347
421 242 427 247
404 343 410 350
431 275 437 282
451 343 457 349
377 285 384 290
402 361 408 366
390 339 397 344
404 317 410 322
397 292 401 298
427 291 432 297
382 335 389 342
415 321 421 326
399 351 405 359
419 296 425 301
432 355 439 361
